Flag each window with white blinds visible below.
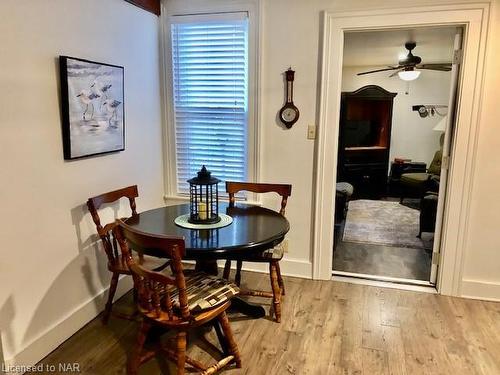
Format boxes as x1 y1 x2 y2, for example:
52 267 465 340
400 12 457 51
170 14 249 194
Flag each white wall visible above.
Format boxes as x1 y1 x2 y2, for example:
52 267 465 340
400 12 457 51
0 0 164 367
256 0 456 272
163 0 500 301
341 66 451 166
260 0 500 301
256 0 500 300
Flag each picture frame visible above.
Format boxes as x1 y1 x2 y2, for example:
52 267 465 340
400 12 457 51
59 56 125 160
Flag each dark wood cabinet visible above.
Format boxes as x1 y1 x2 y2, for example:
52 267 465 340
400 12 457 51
337 85 397 198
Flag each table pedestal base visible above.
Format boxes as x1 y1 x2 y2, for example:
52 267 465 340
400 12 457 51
229 298 266 318
195 259 219 275
195 260 266 319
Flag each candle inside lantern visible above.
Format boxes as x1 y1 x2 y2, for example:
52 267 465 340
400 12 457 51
198 202 207 220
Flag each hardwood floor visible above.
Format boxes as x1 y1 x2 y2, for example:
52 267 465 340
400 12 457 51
39 271 500 374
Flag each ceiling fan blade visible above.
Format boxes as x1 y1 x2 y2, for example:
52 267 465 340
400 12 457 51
419 63 452 67
418 67 452 72
417 64 452 71
357 66 399 76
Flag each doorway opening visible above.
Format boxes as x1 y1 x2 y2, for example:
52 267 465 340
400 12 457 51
332 26 462 285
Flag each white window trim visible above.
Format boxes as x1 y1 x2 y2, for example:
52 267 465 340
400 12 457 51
160 0 262 201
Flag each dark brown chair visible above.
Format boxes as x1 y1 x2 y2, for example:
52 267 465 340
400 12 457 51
222 182 292 323
113 220 241 375
87 185 169 324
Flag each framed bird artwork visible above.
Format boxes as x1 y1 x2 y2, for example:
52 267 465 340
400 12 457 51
59 56 125 159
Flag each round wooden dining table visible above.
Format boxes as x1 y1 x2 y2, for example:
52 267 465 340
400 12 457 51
125 202 289 259
125 201 290 317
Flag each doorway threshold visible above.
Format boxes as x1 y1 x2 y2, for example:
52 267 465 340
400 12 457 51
332 270 437 293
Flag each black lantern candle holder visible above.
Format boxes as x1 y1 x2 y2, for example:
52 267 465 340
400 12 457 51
187 165 221 224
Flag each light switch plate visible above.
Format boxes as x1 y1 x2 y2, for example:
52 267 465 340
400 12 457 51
307 125 316 139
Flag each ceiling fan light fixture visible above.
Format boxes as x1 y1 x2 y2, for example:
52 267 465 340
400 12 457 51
398 70 421 81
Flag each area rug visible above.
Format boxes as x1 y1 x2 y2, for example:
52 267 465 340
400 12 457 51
343 199 425 249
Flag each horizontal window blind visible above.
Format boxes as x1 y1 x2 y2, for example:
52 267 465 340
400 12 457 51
171 15 249 194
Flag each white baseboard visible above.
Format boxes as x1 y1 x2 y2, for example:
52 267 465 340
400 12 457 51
4 277 133 375
460 279 500 302
218 257 312 279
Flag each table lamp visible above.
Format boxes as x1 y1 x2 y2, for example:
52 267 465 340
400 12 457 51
433 116 447 132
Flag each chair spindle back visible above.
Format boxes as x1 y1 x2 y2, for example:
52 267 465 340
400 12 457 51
87 185 139 266
226 182 292 215
113 220 191 321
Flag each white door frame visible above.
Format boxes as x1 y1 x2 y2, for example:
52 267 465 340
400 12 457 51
313 4 490 296
429 28 463 285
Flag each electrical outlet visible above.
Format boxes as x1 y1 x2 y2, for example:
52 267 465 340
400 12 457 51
307 125 316 139
282 239 289 253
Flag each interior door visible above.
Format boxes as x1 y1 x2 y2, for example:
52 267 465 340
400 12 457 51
429 27 463 285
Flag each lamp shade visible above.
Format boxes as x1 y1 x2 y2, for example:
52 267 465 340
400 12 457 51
433 116 447 132
398 70 421 81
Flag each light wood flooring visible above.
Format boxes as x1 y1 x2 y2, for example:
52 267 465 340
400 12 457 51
39 271 500 374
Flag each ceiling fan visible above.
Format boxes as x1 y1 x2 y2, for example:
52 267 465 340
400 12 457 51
357 42 452 80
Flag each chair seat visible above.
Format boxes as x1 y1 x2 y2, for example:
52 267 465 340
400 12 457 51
168 272 239 313
400 172 430 185
336 182 354 197
238 243 284 262
258 243 284 260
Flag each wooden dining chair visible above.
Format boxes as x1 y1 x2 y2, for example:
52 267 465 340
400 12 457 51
87 185 169 324
222 182 292 322
113 220 242 375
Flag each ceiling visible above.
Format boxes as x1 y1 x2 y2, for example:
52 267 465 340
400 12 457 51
343 26 458 67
